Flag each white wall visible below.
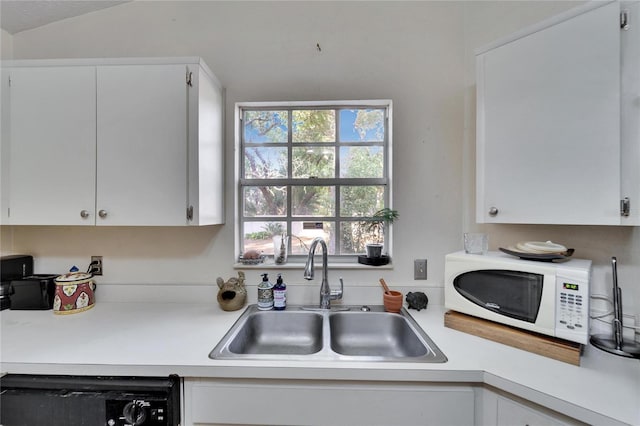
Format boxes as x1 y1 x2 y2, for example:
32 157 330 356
2 1 638 325
1 28 13 59
3 1 465 302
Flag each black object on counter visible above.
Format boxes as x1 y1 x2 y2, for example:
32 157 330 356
9 275 58 310
406 291 429 311
1 255 34 280
1 255 34 311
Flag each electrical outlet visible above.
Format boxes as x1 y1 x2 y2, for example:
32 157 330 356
414 259 427 280
90 256 103 276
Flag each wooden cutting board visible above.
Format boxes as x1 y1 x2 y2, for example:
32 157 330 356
444 310 582 366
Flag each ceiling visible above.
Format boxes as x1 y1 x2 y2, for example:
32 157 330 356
1 0 130 35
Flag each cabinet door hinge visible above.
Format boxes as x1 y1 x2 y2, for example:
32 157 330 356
186 70 193 87
621 10 630 30
8 75 11 87
621 197 631 217
187 205 194 221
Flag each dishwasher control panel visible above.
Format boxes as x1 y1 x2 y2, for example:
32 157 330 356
106 398 171 425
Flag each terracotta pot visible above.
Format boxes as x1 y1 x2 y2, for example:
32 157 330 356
383 290 403 313
53 272 96 315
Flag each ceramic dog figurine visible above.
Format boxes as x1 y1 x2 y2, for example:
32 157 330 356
216 271 247 311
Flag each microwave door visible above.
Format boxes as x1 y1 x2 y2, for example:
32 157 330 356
453 270 544 323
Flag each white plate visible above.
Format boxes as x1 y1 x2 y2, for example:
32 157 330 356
515 241 567 254
500 247 574 262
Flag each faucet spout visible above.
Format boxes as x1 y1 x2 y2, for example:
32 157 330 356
304 237 343 309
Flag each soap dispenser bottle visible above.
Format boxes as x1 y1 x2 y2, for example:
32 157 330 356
257 273 274 311
273 273 287 310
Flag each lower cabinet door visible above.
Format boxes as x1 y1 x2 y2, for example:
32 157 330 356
497 396 565 426
483 391 585 426
184 379 476 426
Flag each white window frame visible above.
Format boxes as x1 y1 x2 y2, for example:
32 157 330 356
234 100 393 264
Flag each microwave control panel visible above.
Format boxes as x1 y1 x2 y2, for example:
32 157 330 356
555 268 590 344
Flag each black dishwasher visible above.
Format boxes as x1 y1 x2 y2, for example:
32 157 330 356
0 374 180 426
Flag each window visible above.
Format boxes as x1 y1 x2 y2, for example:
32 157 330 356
237 100 392 261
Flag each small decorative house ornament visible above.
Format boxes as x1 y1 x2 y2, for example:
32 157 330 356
216 271 247 311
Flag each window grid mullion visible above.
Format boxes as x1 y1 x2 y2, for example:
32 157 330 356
286 109 293 242
240 178 387 186
239 110 246 252
335 108 342 254
384 111 390 208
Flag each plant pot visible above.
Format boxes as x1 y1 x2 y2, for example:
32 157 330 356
366 243 383 258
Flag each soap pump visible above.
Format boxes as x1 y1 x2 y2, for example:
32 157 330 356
273 273 287 310
257 273 274 311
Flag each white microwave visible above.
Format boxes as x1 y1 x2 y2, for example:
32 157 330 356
444 251 591 344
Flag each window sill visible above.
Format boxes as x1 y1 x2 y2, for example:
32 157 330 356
233 260 393 270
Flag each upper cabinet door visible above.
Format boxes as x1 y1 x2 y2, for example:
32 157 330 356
476 2 622 225
187 65 225 226
8 66 97 225
620 1 640 226
1 68 11 225
96 65 188 226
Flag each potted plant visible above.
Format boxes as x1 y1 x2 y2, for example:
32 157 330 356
361 208 399 258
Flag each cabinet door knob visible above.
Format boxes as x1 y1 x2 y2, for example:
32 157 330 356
489 207 499 217
80 210 90 219
98 210 108 219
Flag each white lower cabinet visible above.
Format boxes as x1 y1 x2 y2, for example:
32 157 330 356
481 387 585 426
183 379 589 426
183 378 476 426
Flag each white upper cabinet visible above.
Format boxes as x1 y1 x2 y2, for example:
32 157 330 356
1 68 12 224
620 1 640 226
8 66 97 225
2 57 224 226
476 1 639 225
96 64 188 226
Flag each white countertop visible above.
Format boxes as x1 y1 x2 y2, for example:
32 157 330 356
1 302 639 425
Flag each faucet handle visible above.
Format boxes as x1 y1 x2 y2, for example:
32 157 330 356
330 277 344 301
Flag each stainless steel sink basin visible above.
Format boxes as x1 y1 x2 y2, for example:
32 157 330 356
227 311 323 355
210 305 447 363
329 311 430 358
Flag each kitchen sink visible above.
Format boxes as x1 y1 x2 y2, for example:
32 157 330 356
209 305 447 363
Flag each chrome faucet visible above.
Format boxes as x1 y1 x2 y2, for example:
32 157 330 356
303 237 343 309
